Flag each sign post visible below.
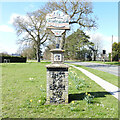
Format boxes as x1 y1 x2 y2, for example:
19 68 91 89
45 10 70 104
46 10 70 49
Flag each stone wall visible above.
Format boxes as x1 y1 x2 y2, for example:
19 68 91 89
46 65 69 104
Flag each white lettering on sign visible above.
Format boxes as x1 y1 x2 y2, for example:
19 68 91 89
46 10 70 30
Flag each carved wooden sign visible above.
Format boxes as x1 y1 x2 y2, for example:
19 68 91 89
46 10 70 30
51 29 65 37
46 10 70 36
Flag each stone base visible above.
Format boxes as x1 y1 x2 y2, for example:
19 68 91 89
46 64 69 104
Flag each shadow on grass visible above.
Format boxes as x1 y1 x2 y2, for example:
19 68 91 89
68 91 111 103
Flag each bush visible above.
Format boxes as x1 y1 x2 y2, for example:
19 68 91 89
0 56 27 63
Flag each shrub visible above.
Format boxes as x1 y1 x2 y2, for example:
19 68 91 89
0 56 27 63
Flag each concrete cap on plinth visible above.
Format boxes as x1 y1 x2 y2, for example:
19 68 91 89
46 64 69 68
50 49 65 53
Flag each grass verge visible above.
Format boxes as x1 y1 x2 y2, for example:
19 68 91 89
72 64 118 87
2 62 118 118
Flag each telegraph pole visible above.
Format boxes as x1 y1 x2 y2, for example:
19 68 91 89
111 35 113 62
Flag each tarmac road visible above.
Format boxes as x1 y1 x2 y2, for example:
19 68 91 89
67 62 120 76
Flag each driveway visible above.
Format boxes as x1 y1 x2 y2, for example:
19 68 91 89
66 62 119 76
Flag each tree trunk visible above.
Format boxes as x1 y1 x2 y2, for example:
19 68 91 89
36 45 41 62
93 51 96 61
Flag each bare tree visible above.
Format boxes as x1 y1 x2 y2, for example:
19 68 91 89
92 35 103 55
13 10 49 62
41 0 97 49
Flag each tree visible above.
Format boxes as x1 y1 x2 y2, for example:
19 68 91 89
64 29 94 60
91 35 103 60
118 42 120 60
43 44 56 60
0 52 10 57
112 42 120 61
18 45 37 60
13 10 49 62
40 0 97 49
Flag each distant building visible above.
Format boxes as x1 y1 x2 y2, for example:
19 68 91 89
11 54 21 57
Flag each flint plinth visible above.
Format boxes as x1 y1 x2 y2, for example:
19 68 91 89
46 49 69 104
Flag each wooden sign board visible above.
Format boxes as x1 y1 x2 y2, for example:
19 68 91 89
51 29 65 37
46 10 70 30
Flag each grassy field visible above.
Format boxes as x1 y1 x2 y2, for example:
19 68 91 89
73 64 118 87
1 62 118 118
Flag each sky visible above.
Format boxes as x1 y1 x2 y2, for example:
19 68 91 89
0 1 118 54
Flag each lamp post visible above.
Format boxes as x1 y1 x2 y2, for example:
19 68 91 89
111 35 113 62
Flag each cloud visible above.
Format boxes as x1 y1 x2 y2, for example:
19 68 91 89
8 13 29 24
85 31 118 54
8 13 21 24
0 43 18 54
0 13 22 33
8 13 31 25
0 25 14 33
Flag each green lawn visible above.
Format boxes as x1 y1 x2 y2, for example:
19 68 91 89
1 62 118 118
73 64 118 87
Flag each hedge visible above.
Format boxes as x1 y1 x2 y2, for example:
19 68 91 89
0 56 27 63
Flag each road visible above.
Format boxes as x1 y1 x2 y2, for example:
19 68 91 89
67 62 120 76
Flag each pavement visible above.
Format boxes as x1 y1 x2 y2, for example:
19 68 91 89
70 64 120 101
66 62 119 76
